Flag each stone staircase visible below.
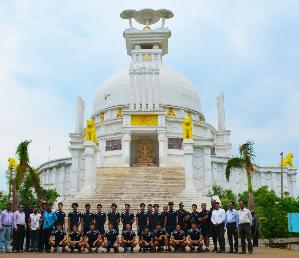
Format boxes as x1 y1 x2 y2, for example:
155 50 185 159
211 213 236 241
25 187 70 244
62 167 209 213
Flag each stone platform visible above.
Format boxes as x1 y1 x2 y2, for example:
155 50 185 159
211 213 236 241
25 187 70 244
61 167 210 212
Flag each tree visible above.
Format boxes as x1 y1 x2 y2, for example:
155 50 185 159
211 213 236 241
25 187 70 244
12 140 45 209
225 140 256 211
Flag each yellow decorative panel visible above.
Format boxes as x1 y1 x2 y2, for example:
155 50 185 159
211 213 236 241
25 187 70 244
131 115 158 127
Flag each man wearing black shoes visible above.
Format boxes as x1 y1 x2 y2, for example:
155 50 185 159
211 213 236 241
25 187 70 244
170 224 187 252
153 223 167 252
102 223 119 253
120 224 137 252
139 226 154 252
164 202 178 252
211 201 226 253
187 222 204 252
136 203 149 252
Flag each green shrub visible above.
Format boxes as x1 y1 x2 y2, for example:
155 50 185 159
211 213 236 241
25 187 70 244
0 191 9 210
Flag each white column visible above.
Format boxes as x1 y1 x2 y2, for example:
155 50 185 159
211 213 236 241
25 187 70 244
141 66 146 110
147 67 153 110
158 132 167 167
203 146 212 193
129 67 135 110
153 66 159 110
217 92 225 131
80 141 99 195
75 97 85 134
183 139 195 190
122 133 131 167
136 67 141 110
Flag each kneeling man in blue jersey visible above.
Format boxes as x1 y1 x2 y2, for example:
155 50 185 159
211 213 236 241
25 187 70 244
102 223 119 253
119 224 137 252
139 226 154 252
187 221 204 252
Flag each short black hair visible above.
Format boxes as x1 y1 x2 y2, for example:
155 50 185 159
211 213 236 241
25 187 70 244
108 222 114 226
147 204 152 207
140 203 146 207
111 203 117 208
153 204 159 208
125 203 130 208
192 204 197 208
85 203 91 208
168 202 174 206
144 226 149 229
191 221 197 225
97 204 102 207
56 223 62 227
58 202 63 206
228 201 234 206
71 203 79 208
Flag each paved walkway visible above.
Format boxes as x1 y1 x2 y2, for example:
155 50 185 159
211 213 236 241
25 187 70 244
0 247 297 257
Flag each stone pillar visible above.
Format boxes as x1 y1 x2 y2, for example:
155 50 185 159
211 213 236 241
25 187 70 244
158 132 167 167
153 66 159 110
183 139 195 190
129 67 135 110
80 141 99 195
203 146 213 193
122 133 131 167
69 133 84 196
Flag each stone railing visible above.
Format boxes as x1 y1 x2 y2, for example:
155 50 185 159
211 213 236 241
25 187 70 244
38 157 72 199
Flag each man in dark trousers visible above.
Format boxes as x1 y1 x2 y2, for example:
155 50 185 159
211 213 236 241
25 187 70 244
68 203 81 232
150 204 162 231
164 202 178 252
12 204 26 253
24 203 33 252
107 203 120 233
38 201 47 252
209 200 218 252
198 202 210 252
55 202 66 229
136 203 149 252
177 202 189 233
94 204 106 238
80 203 93 234
238 201 253 254
225 201 239 253
211 201 226 253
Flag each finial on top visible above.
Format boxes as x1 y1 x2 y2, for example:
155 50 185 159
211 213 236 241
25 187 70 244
120 9 174 30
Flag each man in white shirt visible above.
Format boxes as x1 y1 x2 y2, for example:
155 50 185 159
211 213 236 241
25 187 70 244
211 202 226 253
12 204 26 253
29 207 41 251
238 201 253 254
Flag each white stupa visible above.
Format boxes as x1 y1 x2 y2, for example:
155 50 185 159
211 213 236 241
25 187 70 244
38 9 298 210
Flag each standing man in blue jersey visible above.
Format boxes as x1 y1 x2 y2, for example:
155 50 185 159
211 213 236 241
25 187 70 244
107 203 120 233
121 204 134 232
150 204 162 231
81 203 93 234
94 204 106 238
55 202 66 229
136 203 149 252
68 203 81 233
41 203 57 253
164 202 178 252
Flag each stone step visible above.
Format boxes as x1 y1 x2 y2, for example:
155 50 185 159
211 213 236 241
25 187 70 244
61 167 210 213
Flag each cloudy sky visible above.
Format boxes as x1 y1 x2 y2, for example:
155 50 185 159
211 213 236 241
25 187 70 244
0 0 298 191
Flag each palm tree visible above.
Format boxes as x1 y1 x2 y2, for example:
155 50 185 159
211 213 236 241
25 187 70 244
225 140 255 211
13 140 45 209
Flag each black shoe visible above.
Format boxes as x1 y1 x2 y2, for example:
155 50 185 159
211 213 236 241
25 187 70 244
190 246 195 252
234 250 238 254
239 251 246 254
228 250 234 253
197 247 204 253
212 248 218 252
114 248 119 253
138 248 142 252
